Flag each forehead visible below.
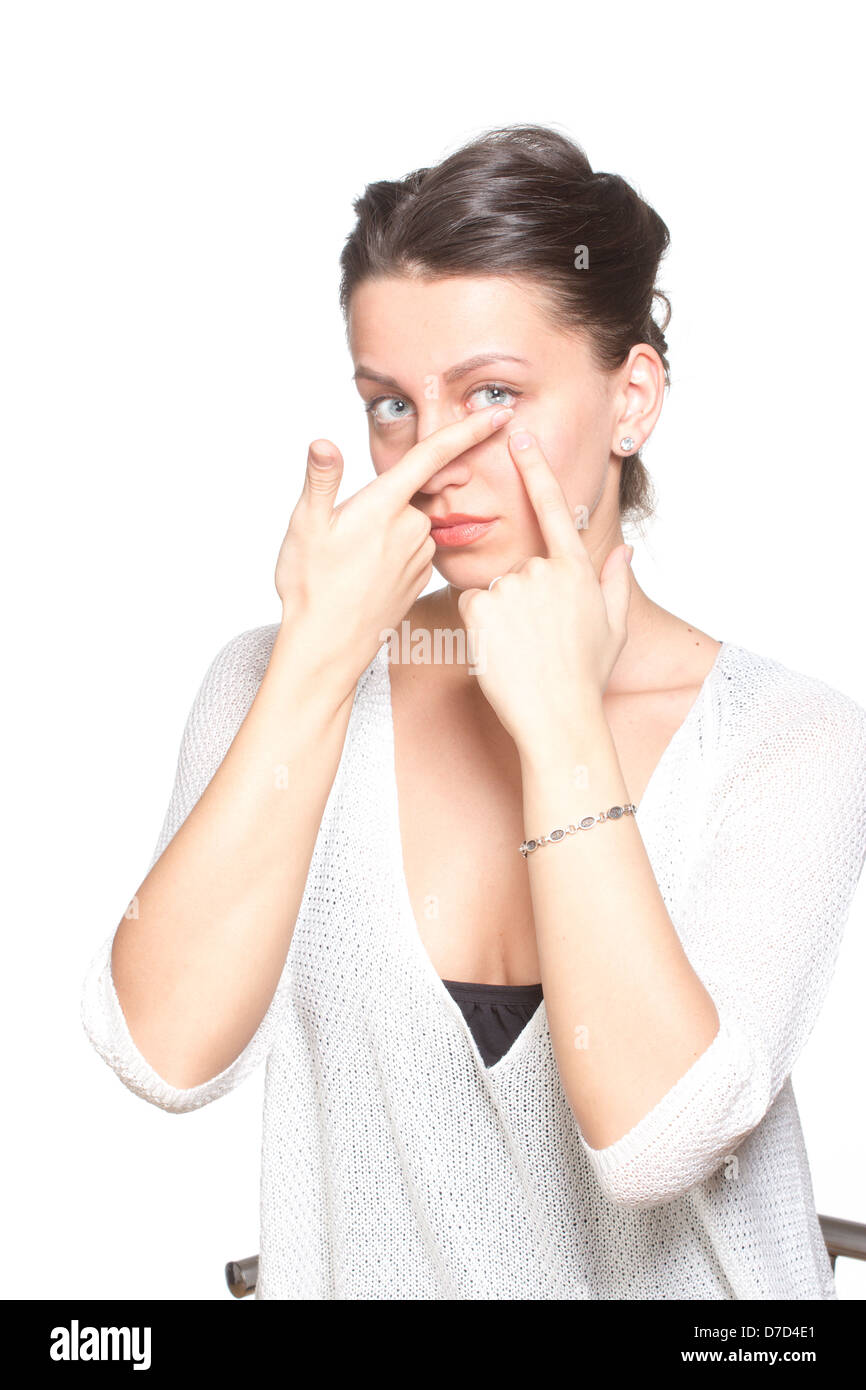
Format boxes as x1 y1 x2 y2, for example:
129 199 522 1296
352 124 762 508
347 274 584 375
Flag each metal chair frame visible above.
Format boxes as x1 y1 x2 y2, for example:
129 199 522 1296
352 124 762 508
224 1214 866 1297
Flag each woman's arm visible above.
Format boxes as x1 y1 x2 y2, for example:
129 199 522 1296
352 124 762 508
519 703 720 1152
83 406 515 1108
520 696 866 1207
108 619 356 1093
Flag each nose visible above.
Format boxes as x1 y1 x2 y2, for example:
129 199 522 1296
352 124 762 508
412 405 478 496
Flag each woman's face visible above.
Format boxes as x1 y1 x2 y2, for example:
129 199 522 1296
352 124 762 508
347 274 631 586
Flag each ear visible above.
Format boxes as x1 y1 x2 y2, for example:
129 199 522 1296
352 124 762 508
610 344 666 457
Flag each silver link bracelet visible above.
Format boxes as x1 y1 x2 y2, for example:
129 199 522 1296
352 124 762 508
519 803 638 858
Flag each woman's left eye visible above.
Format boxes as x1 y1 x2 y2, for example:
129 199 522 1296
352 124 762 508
467 383 518 411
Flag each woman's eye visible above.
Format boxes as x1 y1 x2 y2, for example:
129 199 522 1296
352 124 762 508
365 382 518 425
466 383 518 411
366 396 416 426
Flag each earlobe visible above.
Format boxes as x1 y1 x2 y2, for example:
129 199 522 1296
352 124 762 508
613 344 665 455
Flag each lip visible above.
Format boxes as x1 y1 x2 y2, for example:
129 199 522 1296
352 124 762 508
429 515 498 548
428 513 496 527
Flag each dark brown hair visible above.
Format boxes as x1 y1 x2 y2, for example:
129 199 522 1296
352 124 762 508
338 124 671 528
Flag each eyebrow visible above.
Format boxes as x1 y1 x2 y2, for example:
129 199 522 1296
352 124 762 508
352 352 530 391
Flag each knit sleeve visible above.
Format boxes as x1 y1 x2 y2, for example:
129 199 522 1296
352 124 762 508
80 623 282 1115
577 688 866 1208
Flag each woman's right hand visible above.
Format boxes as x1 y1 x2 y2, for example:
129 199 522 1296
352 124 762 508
273 403 514 701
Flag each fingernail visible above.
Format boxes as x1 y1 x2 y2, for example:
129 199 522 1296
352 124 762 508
509 430 533 450
310 446 333 465
625 545 634 567
490 407 514 427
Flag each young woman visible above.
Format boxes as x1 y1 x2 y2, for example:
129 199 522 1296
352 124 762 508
81 125 866 1300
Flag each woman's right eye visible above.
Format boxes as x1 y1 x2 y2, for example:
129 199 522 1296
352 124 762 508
365 396 416 426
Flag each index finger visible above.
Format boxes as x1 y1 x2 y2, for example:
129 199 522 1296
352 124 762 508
508 431 586 560
359 404 514 513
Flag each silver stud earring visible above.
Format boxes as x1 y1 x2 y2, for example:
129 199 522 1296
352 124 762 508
619 437 636 452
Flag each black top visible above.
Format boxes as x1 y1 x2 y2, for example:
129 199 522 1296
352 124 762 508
442 978 544 1068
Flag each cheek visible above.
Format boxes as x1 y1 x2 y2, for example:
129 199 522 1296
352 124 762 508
369 434 406 477
539 417 580 465
475 440 527 494
515 425 596 520
537 414 600 475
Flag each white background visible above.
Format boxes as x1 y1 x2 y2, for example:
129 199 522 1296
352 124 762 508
2 0 865 1300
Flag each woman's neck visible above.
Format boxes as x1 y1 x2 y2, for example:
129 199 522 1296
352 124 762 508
406 574 711 702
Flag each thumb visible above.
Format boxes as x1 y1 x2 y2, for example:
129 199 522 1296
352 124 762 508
599 543 633 631
300 438 344 517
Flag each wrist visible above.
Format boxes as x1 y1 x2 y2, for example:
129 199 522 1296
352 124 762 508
269 617 359 721
515 694 608 773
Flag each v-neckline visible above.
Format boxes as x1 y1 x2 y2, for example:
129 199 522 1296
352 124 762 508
375 637 731 1079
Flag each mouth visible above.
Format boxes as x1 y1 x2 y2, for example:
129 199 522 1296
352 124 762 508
429 513 498 548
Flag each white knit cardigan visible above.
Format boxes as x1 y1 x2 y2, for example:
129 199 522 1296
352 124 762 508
81 626 866 1299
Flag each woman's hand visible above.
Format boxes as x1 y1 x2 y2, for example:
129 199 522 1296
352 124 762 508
274 404 514 702
456 429 633 754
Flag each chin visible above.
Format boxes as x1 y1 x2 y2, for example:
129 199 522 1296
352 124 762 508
435 560 498 592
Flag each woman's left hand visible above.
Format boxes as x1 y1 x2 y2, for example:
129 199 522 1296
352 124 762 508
457 430 633 752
